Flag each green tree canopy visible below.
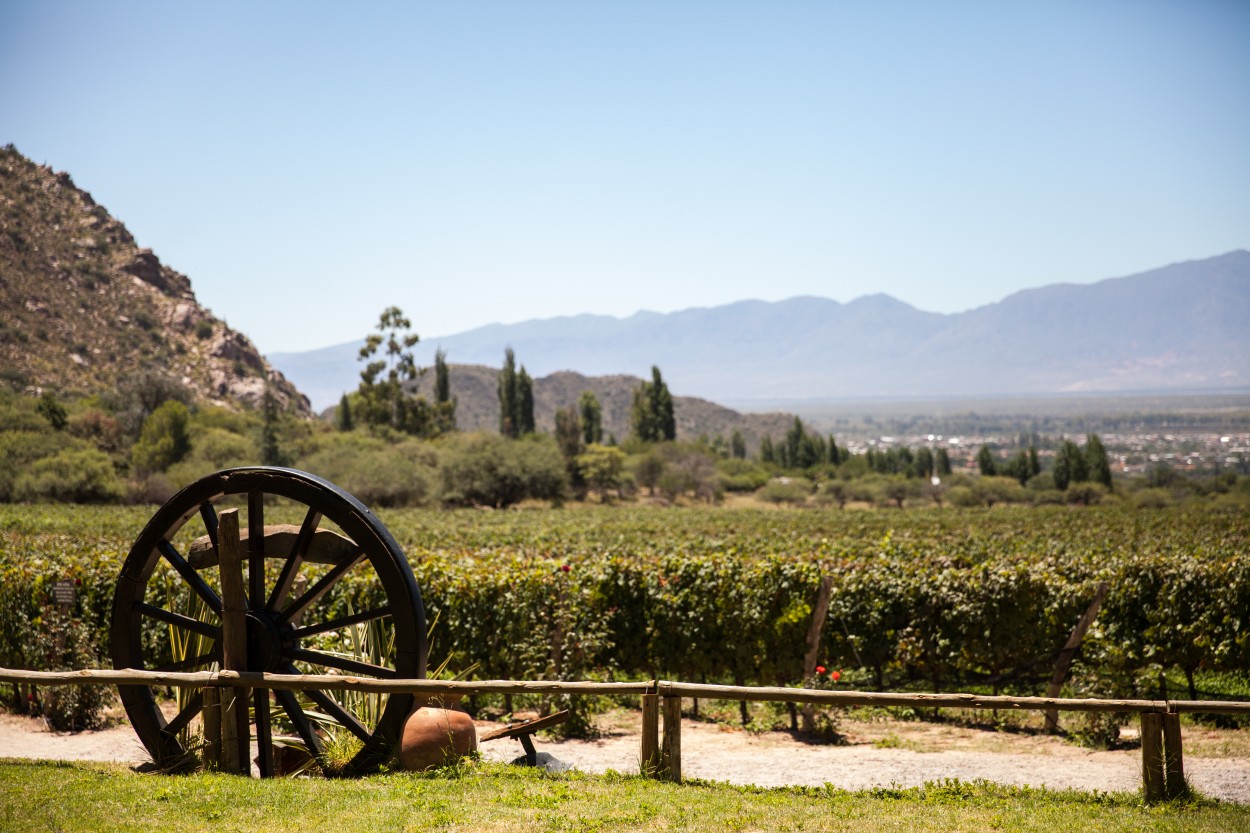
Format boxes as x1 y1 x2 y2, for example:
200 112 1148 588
1086 433 1112 489
131 400 191 474
630 366 675 442
976 444 997 477
579 390 603 445
357 306 425 433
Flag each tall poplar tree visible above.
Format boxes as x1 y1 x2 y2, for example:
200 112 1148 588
630 365 675 442
497 348 518 438
517 367 535 435
1086 433 1112 489
579 390 603 445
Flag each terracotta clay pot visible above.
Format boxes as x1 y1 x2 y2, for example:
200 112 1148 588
398 704 478 771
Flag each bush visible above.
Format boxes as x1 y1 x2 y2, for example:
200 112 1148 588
757 477 813 505
717 459 770 493
0 430 79 501
26 608 111 731
131 400 191 474
438 433 567 507
299 433 437 507
12 448 122 503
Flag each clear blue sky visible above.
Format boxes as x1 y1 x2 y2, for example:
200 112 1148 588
3 1 1248 354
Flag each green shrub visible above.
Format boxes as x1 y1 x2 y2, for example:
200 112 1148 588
12 448 122 503
0 430 81 501
438 433 567 507
756 477 813 504
298 433 437 507
131 400 191 474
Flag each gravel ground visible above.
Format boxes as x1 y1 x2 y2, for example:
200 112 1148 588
4 712 1247 804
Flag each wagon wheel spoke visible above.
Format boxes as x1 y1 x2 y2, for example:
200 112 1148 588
289 647 398 679
161 691 205 738
267 506 322 612
278 551 366 625
136 602 221 640
152 650 220 674
159 540 223 616
199 502 219 554
274 687 324 757
291 605 392 640
248 491 266 607
304 688 372 744
254 690 274 777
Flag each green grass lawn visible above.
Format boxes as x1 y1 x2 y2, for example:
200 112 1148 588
2 760 1247 833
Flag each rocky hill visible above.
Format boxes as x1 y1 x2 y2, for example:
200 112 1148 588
0 145 307 413
405 365 798 453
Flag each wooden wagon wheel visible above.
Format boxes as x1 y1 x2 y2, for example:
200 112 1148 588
110 467 427 776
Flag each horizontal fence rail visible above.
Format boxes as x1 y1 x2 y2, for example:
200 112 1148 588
4 666 1248 803
5 668 1249 715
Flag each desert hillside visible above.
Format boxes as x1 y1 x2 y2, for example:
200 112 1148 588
0 145 307 413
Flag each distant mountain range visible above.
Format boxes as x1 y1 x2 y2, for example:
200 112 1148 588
272 251 1250 412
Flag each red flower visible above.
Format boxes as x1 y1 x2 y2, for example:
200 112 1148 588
815 665 826 675
560 564 571 572
831 670 842 682
74 578 82 586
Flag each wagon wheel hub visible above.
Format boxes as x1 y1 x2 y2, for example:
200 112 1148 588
246 610 288 674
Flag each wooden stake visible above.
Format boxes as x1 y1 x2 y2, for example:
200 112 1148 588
661 690 682 783
640 693 659 777
1141 712 1165 803
1045 581 1109 732
801 575 835 733
218 508 249 775
202 686 220 771
1163 709 1186 799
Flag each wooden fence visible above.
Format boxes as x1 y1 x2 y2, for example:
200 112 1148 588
4 666 1249 802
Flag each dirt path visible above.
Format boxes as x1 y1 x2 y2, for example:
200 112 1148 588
4 712 1247 804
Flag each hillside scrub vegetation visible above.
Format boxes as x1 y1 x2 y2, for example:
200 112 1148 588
1 382 1247 511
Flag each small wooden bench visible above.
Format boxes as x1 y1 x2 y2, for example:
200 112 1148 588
479 710 570 766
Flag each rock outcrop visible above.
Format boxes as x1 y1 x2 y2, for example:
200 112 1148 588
0 144 309 413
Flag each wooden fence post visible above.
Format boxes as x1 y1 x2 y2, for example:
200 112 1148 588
661 686 682 783
201 685 220 771
1163 708 1186 799
1045 581 1108 732
1140 712 1165 803
218 508 249 775
801 575 835 733
640 692 660 777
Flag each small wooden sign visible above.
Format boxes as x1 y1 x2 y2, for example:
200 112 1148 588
50 580 76 607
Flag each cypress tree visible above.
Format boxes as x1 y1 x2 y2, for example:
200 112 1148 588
730 429 746 460
517 367 535 435
434 349 451 403
579 390 603 445
976 444 997 476
759 434 775 463
936 447 952 476
1086 433 1112 489
497 347 518 438
260 385 286 466
335 393 354 432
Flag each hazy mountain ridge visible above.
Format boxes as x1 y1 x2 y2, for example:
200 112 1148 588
0 146 308 413
275 251 1250 411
